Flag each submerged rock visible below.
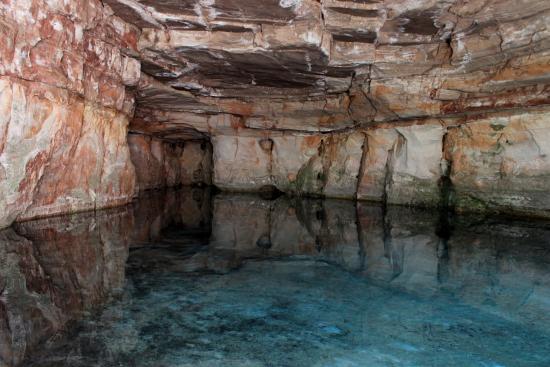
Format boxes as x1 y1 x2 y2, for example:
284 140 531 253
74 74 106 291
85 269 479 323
256 234 273 249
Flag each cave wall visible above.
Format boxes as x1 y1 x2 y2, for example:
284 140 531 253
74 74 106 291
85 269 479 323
1 0 549 227
119 0 550 218
128 134 212 191
212 107 550 217
0 0 141 227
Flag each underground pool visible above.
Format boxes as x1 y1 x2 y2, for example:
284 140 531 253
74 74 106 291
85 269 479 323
2 188 550 367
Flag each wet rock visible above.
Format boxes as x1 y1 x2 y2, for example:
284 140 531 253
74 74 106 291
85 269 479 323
445 108 550 218
258 185 284 200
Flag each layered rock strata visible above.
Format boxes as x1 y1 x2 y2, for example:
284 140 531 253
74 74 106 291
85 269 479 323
211 108 550 217
110 0 550 218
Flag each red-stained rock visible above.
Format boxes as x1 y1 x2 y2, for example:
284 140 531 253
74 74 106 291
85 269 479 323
0 0 141 228
0 77 138 225
2 0 550 221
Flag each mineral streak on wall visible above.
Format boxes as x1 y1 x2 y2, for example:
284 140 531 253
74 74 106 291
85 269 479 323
1 0 550 228
0 0 141 227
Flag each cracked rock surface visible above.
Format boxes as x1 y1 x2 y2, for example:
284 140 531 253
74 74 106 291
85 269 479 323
0 0 141 227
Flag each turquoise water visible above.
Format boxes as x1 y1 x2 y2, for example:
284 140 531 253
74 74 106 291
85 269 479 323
2 189 550 366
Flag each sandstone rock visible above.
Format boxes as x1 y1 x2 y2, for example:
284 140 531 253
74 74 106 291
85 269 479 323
213 131 364 199
2 0 550 222
176 141 213 187
0 0 141 228
20 103 137 221
128 134 166 191
322 132 365 199
129 134 212 191
271 134 324 194
357 127 399 203
446 108 550 217
358 122 445 206
0 77 136 226
212 135 273 191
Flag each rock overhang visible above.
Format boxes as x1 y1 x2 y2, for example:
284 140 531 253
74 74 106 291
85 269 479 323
98 0 549 140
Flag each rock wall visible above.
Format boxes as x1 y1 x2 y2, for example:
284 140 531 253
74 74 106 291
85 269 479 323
128 134 212 191
0 0 141 228
446 109 550 217
110 0 550 218
212 107 550 218
1 0 549 224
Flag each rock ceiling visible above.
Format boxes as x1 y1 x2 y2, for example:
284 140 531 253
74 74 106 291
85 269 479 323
102 0 550 140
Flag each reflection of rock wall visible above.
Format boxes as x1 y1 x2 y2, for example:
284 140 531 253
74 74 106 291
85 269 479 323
209 193 363 273
0 0 141 228
0 209 131 367
443 217 550 328
128 134 212 191
206 192 550 330
211 107 550 217
128 187 213 245
3 188 550 366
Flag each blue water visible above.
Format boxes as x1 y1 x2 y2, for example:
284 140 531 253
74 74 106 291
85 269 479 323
2 189 550 366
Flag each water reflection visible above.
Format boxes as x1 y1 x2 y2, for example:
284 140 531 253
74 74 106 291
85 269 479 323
0 209 131 367
0 188 549 366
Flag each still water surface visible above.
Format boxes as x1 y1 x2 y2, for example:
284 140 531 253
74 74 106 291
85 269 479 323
1 188 550 366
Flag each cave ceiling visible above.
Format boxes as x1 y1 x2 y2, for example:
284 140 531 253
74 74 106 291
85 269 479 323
102 0 550 140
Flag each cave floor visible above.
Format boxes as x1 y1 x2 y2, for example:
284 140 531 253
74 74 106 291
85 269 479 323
12 188 550 367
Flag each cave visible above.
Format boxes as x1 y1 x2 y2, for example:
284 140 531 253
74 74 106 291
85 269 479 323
1 0 550 366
